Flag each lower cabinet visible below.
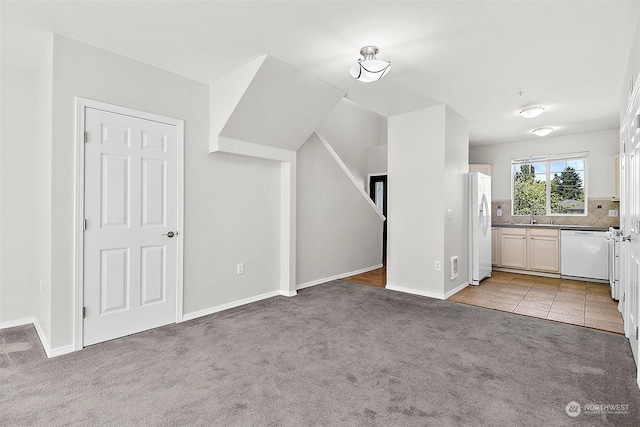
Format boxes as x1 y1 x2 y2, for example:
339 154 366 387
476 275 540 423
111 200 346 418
491 227 501 267
528 228 560 273
497 227 560 274
500 228 528 269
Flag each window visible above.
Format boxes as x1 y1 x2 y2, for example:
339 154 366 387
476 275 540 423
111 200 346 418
511 153 587 216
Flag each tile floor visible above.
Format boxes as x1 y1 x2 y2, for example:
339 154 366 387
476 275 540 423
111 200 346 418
448 271 624 334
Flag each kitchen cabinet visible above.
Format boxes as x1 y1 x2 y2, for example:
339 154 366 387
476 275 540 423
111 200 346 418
491 227 501 266
497 227 560 273
469 164 492 176
528 228 560 273
499 228 527 269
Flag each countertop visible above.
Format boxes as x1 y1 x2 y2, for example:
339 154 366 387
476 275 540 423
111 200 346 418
492 223 615 232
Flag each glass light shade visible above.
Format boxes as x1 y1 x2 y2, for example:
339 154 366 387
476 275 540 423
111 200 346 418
519 106 545 118
349 59 391 82
532 127 554 137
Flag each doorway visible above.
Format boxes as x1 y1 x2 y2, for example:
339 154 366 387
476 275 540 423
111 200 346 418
369 175 387 261
344 175 388 288
76 99 184 348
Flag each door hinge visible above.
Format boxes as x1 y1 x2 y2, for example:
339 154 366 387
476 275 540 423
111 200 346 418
623 292 626 302
83 307 86 318
636 326 638 341
83 219 87 231
84 131 88 143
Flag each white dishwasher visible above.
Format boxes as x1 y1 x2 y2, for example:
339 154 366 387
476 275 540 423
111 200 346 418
560 230 609 281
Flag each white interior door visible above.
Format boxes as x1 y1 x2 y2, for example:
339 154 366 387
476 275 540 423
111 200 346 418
624 86 640 366
628 118 639 365
83 107 180 346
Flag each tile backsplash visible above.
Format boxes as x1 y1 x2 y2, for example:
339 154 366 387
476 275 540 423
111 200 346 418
491 198 620 228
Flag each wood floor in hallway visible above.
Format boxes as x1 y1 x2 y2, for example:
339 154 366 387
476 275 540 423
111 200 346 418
344 265 386 288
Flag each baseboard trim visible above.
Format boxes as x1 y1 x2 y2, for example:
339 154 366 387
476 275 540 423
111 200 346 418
0 317 35 330
279 290 297 297
296 263 384 290
492 267 560 279
444 281 469 299
182 290 282 322
385 284 445 300
32 319 51 357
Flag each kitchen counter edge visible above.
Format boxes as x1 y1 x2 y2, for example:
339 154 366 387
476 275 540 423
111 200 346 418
492 223 616 232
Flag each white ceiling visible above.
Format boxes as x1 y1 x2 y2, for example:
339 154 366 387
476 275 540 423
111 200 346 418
2 1 639 145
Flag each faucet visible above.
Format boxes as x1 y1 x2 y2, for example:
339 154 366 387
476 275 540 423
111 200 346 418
530 212 537 225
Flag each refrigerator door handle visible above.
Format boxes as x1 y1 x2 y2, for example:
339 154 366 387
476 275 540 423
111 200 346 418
480 193 490 237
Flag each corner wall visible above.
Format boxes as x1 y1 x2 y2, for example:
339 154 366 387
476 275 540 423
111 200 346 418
387 105 469 298
387 106 446 296
444 107 470 294
35 38 54 344
0 66 38 325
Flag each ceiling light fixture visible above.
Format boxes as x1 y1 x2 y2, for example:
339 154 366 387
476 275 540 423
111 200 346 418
519 106 545 118
349 46 391 82
532 127 554 137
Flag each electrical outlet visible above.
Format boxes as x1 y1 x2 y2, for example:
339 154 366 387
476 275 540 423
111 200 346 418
434 261 441 271
237 263 244 275
496 209 502 217
609 210 618 217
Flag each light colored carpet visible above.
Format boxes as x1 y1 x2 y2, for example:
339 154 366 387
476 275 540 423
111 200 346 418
1 280 638 426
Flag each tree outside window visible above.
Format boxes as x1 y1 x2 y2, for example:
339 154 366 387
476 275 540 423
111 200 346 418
512 156 586 216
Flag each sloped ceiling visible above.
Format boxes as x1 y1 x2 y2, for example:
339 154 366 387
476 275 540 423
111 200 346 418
212 55 345 153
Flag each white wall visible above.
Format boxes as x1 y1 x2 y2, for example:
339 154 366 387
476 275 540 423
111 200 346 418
621 9 640 115
35 38 54 342
387 106 446 296
45 36 281 349
387 105 469 298
317 98 386 189
443 107 469 294
367 145 388 176
0 66 38 325
296 133 383 287
469 129 619 200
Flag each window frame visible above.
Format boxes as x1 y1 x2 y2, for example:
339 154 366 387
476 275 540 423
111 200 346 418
510 152 588 217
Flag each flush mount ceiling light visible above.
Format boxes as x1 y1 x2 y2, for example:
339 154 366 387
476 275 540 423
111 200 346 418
349 46 391 82
532 127 554 137
519 106 545 118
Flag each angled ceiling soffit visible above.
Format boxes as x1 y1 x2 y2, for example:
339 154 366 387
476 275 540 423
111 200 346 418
210 55 345 158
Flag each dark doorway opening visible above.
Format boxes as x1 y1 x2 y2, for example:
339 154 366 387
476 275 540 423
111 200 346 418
369 175 387 261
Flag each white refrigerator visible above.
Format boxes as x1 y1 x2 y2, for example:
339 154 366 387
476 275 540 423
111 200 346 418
469 172 492 285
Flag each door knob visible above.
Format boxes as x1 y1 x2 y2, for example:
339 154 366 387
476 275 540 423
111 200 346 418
162 231 177 238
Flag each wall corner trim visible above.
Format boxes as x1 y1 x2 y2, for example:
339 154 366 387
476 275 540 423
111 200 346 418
444 282 469 299
385 284 445 300
32 320 74 358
